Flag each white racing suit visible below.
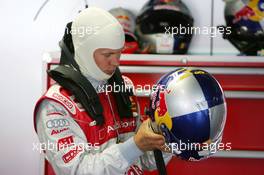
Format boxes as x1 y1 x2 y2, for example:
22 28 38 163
34 82 172 175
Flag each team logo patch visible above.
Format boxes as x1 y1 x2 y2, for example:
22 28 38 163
46 119 70 129
62 146 83 163
51 128 69 135
57 135 74 151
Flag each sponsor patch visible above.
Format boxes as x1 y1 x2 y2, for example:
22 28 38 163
127 164 143 175
52 93 76 115
46 107 67 116
57 135 74 151
46 119 70 129
62 146 83 163
51 128 69 135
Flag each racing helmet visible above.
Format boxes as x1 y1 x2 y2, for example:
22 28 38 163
109 7 139 54
222 0 264 55
149 68 227 161
136 0 194 54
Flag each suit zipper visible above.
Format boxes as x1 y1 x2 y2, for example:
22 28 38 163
106 93 121 143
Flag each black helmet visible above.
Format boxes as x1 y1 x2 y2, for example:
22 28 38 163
221 0 264 55
136 0 194 54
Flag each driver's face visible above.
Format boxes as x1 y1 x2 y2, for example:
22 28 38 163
93 48 123 75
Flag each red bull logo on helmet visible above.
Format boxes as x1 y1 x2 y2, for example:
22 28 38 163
157 90 168 117
154 86 172 130
233 0 264 23
233 6 255 23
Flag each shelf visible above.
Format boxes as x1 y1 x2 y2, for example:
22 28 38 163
46 52 264 67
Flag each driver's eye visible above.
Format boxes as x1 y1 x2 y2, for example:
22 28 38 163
103 53 111 58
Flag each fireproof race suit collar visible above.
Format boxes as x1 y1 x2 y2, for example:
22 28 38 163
85 74 107 93
71 7 125 81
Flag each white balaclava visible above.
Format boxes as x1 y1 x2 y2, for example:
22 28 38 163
71 7 125 81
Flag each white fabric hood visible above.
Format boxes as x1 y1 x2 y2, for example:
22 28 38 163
72 7 125 80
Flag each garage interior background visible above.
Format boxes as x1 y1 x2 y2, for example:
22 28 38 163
0 0 263 175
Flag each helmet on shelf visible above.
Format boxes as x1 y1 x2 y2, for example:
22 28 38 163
149 68 227 161
136 0 194 54
222 0 264 55
109 7 139 54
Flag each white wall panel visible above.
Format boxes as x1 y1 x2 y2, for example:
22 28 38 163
213 0 240 55
183 0 212 55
